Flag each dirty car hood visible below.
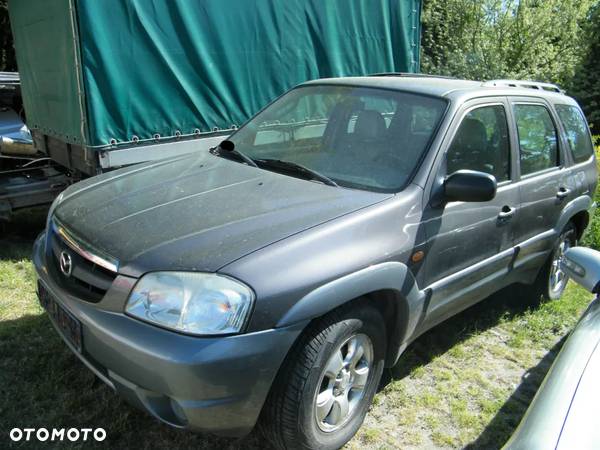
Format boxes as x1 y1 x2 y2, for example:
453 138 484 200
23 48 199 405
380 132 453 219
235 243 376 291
54 151 389 277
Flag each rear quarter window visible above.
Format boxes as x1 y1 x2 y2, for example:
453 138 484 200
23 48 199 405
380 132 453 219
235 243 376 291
555 104 594 164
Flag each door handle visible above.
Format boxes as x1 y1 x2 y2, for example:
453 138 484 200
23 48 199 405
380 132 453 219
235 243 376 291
556 187 571 199
498 206 515 220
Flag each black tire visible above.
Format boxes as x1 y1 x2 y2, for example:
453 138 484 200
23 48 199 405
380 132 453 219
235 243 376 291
260 301 386 450
528 222 577 301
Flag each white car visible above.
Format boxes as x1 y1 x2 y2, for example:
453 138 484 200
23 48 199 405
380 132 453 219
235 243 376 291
505 247 600 449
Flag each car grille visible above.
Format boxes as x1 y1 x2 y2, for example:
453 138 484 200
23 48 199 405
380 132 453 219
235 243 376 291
48 221 118 303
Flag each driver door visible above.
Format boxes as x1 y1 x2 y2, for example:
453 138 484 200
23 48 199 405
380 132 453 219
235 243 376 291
422 98 520 327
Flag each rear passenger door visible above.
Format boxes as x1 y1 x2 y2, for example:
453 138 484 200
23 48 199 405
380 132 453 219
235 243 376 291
509 99 572 271
422 98 520 326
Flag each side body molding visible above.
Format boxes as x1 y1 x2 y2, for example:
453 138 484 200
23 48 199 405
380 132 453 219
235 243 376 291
276 262 427 365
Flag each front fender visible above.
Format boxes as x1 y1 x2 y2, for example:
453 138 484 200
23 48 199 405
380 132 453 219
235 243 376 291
276 262 428 365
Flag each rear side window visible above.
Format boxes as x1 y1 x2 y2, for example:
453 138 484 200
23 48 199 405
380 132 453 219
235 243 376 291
514 104 559 176
555 105 594 164
447 105 511 182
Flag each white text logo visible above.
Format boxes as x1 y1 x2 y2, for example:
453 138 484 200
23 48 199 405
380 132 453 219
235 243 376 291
9 428 107 442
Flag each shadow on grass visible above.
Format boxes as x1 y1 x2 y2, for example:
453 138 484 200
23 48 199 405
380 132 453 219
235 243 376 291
466 336 566 449
386 287 545 382
380 287 564 449
0 206 47 238
0 206 47 262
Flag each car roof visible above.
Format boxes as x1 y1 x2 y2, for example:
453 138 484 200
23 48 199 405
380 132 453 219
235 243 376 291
304 74 578 105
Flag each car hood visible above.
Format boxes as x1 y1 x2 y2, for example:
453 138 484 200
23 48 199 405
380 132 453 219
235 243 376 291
54 151 390 277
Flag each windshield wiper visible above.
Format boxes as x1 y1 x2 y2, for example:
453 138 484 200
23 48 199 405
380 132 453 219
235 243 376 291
254 158 338 187
212 140 258 167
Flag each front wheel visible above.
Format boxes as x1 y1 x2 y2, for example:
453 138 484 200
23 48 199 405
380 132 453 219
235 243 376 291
261 301 386 450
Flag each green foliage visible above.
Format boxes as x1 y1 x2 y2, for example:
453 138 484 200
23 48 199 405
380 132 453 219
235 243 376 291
581 138 600 250
0 0 16 72
421 0 595 85
568 5 600 131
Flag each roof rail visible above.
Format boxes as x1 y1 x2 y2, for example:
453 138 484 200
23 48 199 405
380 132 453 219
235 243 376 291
370 72 456 80
482 79 564 94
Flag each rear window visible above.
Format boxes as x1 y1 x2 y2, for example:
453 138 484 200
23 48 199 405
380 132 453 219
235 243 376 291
555 105 594 164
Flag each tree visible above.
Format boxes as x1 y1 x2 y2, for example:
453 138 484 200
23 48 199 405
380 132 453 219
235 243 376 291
420 0 595 86
569 4 600 132
0 0 16 72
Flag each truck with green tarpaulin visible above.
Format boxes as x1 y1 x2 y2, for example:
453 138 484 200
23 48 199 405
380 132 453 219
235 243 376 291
1 0 421 217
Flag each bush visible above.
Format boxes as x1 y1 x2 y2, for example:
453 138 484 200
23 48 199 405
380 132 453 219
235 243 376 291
568 5 600 131
0 0 16 72
581 136 600 249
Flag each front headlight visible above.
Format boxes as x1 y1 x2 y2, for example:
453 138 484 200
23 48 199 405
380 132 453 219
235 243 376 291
125 272 254 335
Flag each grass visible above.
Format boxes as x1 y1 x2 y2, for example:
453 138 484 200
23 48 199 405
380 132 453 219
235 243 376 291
0 208 596 449
351 285 591 449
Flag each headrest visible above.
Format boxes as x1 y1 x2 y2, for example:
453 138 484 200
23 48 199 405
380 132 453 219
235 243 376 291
354 110 386 140
456 118 488 151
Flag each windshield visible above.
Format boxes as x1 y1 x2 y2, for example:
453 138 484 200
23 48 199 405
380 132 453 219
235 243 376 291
227 85 447 192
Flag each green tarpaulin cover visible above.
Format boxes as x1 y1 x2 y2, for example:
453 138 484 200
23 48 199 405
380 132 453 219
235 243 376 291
10 0 421 149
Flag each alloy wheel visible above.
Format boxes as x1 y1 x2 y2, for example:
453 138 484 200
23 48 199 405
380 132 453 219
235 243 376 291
314 333 374 433
549 236 571 296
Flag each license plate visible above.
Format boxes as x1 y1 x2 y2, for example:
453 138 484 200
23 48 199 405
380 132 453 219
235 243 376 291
38 283 83 353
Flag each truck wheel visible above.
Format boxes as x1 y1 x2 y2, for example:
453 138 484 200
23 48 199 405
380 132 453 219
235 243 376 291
261 301 386 450
530 223 577 301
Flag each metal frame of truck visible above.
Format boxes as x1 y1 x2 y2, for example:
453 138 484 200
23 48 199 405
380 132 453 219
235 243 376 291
0 72 71 221
0 0 423 223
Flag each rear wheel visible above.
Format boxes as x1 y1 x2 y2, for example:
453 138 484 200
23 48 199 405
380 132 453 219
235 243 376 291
528 223 577 301
261 301 386 450
547 227 575 299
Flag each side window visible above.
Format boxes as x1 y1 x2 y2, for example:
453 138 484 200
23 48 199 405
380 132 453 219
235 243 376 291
447 105 511 182
555 104 594 164
514 104 559 176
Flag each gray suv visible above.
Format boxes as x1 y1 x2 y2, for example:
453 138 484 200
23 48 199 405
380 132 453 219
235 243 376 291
33 75 597 449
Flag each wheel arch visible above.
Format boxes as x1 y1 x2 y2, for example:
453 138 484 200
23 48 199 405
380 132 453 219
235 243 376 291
276 262 427 367
571 210 590 241
556 195 594 241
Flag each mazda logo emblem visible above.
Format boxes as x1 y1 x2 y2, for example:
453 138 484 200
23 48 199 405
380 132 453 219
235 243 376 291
59 251 73 277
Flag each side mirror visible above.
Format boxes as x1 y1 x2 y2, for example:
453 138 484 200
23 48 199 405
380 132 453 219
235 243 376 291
444 170 497 203
562 247 600 294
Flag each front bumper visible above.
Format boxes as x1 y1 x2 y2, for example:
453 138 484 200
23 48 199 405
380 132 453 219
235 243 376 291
33 233 306 437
